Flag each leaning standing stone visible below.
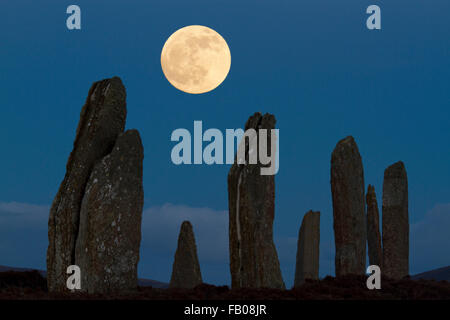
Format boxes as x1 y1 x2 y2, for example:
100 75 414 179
331 136 366 276
294 210 320 287
75 130 144 293
47 77 127 292
227 112 285 289
382 161 409 279
366 185 383 267
169 221 203 289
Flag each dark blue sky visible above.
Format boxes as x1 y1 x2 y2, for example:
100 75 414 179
0 0 449 286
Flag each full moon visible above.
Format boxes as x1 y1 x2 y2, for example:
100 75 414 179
161 25 231 94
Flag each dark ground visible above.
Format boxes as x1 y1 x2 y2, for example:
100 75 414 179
0 271 449 300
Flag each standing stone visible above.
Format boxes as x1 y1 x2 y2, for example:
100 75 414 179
366 185 383 267
294 210 320 287
47 77 127 292
331 136 366 276
227 112 285 289
75 130 144 293
382 161 409 279
169 221 203 289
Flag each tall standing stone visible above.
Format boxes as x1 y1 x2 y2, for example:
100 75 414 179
47 77 127 292
75 130 144 293
294 210 320 287
366 185 383 267
227 112 285 289
169 221 203 289
382 161 409 279
331 136 366 276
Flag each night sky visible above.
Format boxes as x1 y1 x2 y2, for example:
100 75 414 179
0 0 449 286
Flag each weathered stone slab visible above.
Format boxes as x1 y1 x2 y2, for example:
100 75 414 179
331 136 366 276
227 112 285 289
382 161 409 279
47 77 127 292
366 185 383 267
169 221 203 289
294 210 320 287
75 130 144 293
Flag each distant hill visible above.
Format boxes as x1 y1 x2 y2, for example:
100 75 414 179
0 265 168 288
2 264 449 288
412 266 450 282
0 265 45 275
137 278 169 288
